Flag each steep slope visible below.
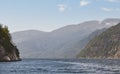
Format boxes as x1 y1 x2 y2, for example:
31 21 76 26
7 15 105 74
77 23 120 59
0 25 20 61
12 18 120 59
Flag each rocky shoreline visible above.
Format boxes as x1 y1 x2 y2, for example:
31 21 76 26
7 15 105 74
0 25 21 62
0 46 21 62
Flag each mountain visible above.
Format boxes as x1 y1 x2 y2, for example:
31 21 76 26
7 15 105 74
77 23 120 59
12 18 120 59
0 25 20 61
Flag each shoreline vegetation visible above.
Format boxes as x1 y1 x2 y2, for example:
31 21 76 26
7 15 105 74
0 24 21 62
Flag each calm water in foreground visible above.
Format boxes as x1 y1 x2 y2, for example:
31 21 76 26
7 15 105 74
0 59 120 74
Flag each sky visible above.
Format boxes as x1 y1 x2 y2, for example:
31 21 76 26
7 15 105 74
0 0 120 33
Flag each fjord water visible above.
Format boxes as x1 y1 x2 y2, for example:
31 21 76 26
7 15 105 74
0 59 120 74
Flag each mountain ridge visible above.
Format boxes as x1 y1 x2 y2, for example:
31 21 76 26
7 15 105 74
77 23 120 59
12 18 120 59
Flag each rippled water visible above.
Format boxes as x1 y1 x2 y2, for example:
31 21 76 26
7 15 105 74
0 59 120 74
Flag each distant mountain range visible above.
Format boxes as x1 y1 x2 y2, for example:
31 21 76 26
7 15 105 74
12 18 120 59
77 23 120 59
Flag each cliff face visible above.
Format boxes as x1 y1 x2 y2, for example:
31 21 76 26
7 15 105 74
0 25 20 62
77 23 120 59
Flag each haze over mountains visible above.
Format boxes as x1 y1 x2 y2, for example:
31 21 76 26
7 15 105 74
12 18 120 59
77 23 120 59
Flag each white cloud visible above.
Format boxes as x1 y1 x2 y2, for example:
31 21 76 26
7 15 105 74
80 0 90 6
106 0 120 2
101 7 112 12
101 7 120 12
116 8 120 11
57 4 67 12
105 23 111 25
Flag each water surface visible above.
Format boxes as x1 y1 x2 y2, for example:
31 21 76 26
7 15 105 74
0 59 120 74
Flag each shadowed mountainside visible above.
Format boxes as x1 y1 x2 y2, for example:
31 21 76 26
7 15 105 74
77 23 120 59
